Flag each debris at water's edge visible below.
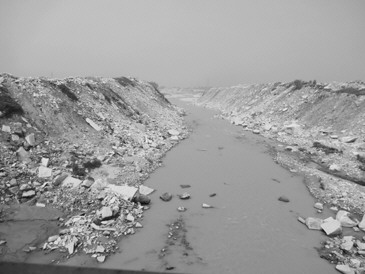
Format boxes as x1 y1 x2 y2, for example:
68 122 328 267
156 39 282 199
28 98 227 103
187 81 365 273
0 74 188 264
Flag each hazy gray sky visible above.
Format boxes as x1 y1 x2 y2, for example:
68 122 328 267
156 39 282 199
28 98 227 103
0 0 364 87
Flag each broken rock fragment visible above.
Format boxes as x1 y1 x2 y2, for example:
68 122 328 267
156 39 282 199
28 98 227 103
1 125 11 133
336 210 358 227
38 166 52 178
138 185 155 196
168 129 180 136
97 206 113 220
126 213 135 222
16 147 30 163
358 214 365 231
177 206 187 212
340 136 357 143
97 256 106 263
95 245 105 253
85 118 101 131
62 176 82 188
340 236 354 252
53 173 68 186
314 202 324 210
160 192 172 202
305 217 323 230
81 177 95 188
202 203 213 208
134 194 151 205
321 217 342 236
25 133 36 146
22 190 36 198
41 158 49 167
178 192 191 200
335 264 355 274
278 196 290 203
107 184 138 201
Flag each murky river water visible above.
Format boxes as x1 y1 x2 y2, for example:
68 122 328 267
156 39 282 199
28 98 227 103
89 95 334 273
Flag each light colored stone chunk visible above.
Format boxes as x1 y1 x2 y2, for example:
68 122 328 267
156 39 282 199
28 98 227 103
25 133 36 146
335 264 355 274
358 214 365 231
38 166 52 178
62 176 82 188
86 118 101 131
321 217 342 236
97 206 113 220
336 210 358 227
108 184 138 201
139 185 155 196
305 217 323 230
2 125 11 133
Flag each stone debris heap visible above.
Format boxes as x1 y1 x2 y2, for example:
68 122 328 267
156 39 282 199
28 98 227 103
0 73 187 262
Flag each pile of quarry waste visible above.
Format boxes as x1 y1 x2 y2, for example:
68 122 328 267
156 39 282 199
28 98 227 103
196 79 365 273
0 74 187 263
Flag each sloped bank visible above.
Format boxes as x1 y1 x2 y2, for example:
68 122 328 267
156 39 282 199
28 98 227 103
196 80 365 272
0 74 187 263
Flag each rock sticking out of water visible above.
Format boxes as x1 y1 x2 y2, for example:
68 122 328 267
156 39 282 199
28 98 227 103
202 203 213 208
160 192 173 202
278 196 290 203
177 206 187 212
178 192 191 200
336 210 358 228
134 194 151 205
305 217 323 230
97 256 106 263
335 264 355 274
321 217 342 236
314 202 324 210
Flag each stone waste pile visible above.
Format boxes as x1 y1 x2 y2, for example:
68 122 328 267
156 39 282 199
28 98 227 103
195 80 365 273
196 80 365 211
0 74 187 263
300 203 365 274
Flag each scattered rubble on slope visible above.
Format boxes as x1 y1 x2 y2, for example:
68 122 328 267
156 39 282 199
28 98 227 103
0 74 187 263
195 80 365 272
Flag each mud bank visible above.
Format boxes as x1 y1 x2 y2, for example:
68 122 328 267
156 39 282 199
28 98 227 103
0 74 187 264
177 81 365 272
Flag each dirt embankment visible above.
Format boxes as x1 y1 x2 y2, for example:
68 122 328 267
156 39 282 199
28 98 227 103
197 80 365 211
0 74 187 263
197 80 365 272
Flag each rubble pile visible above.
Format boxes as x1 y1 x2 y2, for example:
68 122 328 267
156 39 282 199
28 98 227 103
196 80 365 211
0 73 187 262
302 209 365 273
42 189 146 263
194 80 365 271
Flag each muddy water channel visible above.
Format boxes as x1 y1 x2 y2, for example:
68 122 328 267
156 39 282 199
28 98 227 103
96 96 334 273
